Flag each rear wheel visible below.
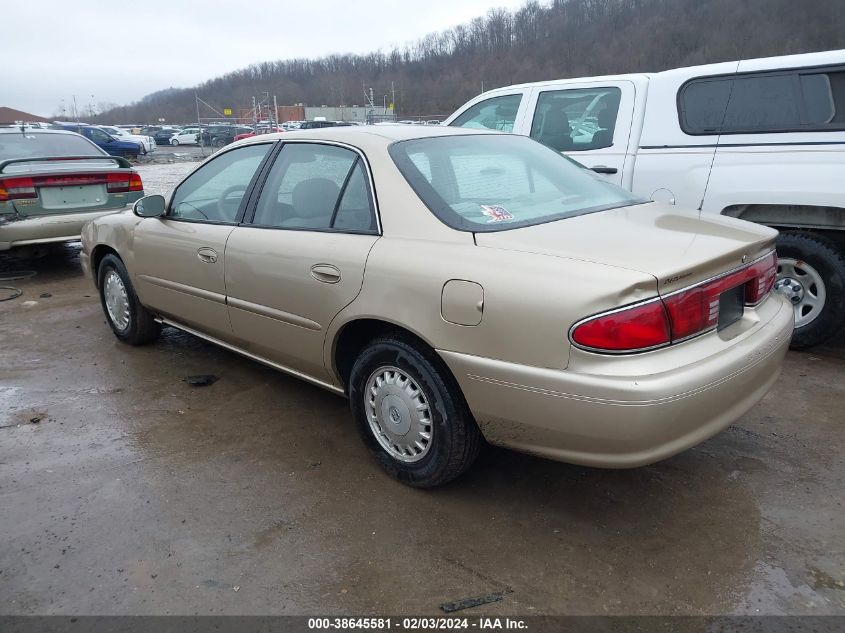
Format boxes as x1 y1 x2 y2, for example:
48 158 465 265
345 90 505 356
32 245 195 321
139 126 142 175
775 231 845 349
171 139 179 146
98 254 161 345
348 335 481 487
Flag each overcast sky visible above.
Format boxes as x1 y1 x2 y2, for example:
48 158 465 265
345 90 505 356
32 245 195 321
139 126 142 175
2 0 528 116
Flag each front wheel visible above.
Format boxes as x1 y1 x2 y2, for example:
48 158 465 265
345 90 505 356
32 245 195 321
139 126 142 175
98 254 161 345
170 139 179 146
775 231 845 349
348 335 482 487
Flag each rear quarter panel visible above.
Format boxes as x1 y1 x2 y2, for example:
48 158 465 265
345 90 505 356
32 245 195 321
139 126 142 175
325 237 657 377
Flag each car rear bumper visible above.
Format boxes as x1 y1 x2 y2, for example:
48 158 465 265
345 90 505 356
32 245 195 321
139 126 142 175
439 293 794 468
0 208 129 251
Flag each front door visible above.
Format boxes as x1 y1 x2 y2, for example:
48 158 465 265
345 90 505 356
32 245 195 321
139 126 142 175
522 81 636 187
132 142 274 340
225 141 379 382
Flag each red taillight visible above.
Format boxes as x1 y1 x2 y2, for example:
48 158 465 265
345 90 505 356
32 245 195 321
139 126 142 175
106 171 143 193
571 299 671 352
0 176 37 201
571 251 778 353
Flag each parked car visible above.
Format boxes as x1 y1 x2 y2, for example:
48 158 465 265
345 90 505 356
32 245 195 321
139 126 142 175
445 48 845 349
297 120 349 130
152 128 180 145
170 128 200 146
210 126 255 148
56 124 143 158
199 125 237 146
0 128 143 252
80 126 792 487
233 126 285 143
98 126 156 154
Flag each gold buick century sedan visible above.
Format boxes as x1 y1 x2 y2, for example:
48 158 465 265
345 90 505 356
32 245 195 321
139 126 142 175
81 125 794 487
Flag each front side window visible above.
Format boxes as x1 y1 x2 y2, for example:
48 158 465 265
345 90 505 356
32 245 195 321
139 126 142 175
680 68 845 134
449 94 522 132
390 134 644 232
530 87 621 152
169 143 271 223
89 129 112 143
251 143 375 232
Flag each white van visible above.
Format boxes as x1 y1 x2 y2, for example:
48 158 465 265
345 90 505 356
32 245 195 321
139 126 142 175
445 50 845 348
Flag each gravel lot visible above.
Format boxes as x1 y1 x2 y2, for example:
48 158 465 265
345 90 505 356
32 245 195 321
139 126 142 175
0 163 843 616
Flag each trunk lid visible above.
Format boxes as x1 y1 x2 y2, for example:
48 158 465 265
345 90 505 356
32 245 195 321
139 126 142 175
0 156 140 218
474 202 777 295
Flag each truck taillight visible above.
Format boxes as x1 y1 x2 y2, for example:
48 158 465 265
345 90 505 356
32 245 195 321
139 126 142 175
0 176 37 202
571 251 778 353
106 171 143 193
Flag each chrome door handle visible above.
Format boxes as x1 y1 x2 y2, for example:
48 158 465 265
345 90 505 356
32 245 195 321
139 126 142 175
310 264 341 284
197 247 218 263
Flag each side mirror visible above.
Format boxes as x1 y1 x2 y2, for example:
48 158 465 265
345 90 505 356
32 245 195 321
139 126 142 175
133 194 166 218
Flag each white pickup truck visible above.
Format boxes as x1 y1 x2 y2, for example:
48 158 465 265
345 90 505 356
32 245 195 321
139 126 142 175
445 49 845 348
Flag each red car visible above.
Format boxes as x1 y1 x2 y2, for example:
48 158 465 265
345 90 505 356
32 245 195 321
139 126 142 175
234 126 285 142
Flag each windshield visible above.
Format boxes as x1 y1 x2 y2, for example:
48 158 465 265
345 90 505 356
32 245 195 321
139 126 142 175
389 134 645 232
0 132 105 160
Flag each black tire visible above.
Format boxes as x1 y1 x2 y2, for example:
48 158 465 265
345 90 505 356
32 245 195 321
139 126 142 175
777 231 845 349
348 335 482 488
97 254 161 345
171 139 179 146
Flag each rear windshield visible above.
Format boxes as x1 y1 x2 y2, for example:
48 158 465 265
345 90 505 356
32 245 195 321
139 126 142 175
389 134 645 232
0 132 104 160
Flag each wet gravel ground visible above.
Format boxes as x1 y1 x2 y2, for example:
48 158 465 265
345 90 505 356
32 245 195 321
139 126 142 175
133 162 198 196
0 179 843 616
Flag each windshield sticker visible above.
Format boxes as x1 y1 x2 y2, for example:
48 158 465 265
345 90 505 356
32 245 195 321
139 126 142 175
480 205 514 223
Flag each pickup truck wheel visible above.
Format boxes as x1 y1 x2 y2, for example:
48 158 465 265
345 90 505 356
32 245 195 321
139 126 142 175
348 336 481 488
775 231 845 349
98 254 161 345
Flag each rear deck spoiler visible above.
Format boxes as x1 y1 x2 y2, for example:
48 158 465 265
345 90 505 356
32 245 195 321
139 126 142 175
0 155 132 174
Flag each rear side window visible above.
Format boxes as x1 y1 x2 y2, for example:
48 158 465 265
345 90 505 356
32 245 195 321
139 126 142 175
251 143 376 233
680 68 845 134
449 94 522 132
530 87 621 152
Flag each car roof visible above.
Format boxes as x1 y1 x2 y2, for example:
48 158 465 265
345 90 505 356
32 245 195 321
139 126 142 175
235 124 500 148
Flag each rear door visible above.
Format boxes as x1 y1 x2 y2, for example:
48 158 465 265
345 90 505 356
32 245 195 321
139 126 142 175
225 141 380 383
520 80 637 186
131 142 274 340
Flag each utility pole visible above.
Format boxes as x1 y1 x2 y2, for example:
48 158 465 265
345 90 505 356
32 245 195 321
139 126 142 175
72 95 80 125
273 95 278 129
195 94 203 150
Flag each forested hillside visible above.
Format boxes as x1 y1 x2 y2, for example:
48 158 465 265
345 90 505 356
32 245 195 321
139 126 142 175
98 0 845 122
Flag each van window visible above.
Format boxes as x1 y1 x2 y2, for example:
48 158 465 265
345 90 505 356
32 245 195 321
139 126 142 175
449 94 522 132
680 68 845 134
529 87 621 152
